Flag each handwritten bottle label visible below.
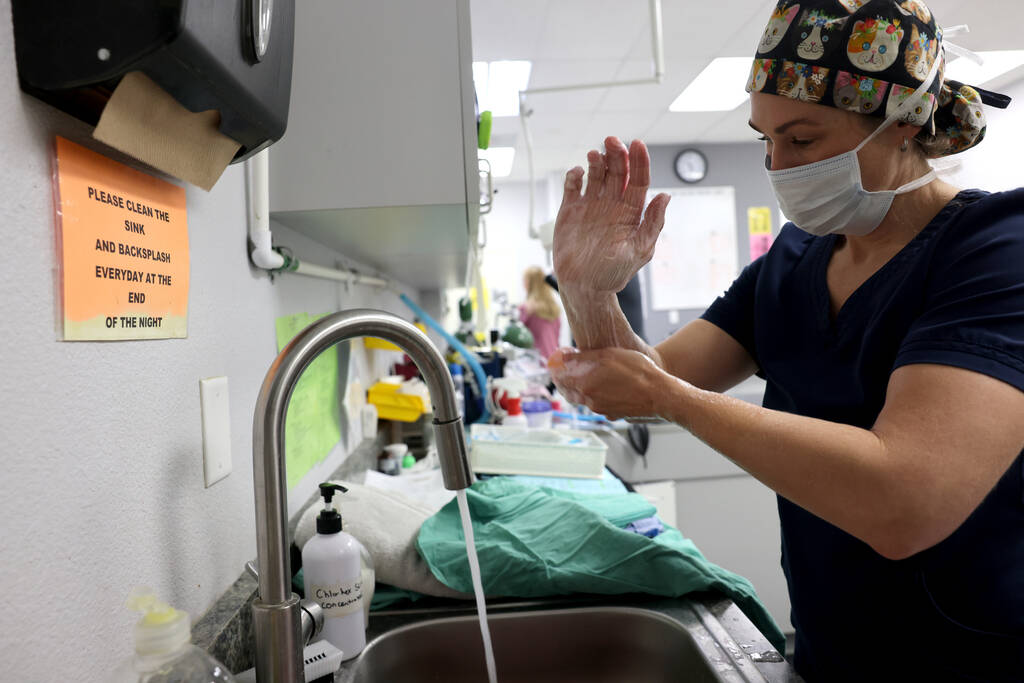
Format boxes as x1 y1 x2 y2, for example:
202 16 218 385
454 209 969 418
309 578 364 618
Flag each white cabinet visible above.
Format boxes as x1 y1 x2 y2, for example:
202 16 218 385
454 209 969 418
269 0 478 289
632 480 678 527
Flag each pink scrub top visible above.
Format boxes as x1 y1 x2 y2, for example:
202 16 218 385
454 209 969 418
519 304 561 360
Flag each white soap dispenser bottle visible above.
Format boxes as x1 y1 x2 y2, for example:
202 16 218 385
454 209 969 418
301 483 366 660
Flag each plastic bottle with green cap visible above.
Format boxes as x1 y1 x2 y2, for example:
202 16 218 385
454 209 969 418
111 589 236 682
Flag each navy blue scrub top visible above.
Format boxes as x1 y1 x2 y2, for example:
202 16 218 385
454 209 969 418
701 188 1024 681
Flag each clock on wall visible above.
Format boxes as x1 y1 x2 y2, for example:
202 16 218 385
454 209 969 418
673 149 707 184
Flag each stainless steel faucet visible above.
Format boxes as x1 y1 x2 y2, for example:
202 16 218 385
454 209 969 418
250 309 473 682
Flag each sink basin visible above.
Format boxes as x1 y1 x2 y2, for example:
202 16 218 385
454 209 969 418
339 596 797 682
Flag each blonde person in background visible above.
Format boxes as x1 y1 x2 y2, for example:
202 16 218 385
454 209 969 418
519 265 562 360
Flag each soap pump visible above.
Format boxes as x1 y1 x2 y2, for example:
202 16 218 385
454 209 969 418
301 483 366 661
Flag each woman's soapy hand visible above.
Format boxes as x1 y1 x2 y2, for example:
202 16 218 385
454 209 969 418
553 137 671 294
548 346 685 421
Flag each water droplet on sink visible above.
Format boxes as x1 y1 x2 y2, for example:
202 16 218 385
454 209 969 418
750 650 785 663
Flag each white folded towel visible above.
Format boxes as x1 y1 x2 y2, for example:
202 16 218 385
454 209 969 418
295 480 470 600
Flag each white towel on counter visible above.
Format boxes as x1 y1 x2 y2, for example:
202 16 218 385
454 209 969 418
360 468 457 512
294 480 470 600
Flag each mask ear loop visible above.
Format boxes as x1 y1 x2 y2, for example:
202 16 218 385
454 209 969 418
941 25 984 65
936 25 1011 109
892 165 938 193
853 45 943 154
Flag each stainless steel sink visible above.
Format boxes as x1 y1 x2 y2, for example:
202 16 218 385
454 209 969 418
337 595 799 683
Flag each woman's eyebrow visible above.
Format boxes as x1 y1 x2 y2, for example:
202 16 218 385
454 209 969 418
748 118 823 135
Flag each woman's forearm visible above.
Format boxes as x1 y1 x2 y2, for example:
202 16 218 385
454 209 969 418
663 378 919 559
561 285 661 360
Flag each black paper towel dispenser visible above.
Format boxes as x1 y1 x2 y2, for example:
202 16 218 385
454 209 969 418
11 0 294 161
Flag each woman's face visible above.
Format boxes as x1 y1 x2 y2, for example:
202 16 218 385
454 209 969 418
749 92 913 192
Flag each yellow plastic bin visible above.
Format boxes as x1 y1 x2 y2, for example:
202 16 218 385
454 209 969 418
364 323 428 352
367 381 426 422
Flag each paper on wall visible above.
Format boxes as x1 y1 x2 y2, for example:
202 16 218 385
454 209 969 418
275 312 343 489
747 206 774 261
646 186 738 311
93 71 241 191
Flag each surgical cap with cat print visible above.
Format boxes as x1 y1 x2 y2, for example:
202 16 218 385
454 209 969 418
747 0 1011 157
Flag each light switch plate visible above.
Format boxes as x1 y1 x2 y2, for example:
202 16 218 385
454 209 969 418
200 376 232 487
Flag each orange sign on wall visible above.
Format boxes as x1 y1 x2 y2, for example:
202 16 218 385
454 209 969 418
54 137 189 340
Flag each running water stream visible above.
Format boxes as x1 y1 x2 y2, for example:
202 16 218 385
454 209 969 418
456 489 498 683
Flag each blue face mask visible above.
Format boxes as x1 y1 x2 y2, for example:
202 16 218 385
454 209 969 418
765 56 940 237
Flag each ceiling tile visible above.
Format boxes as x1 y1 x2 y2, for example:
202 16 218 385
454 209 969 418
692 100 760 144
534 0 649 60
578 111 664 148
470 0 1024 181
470 0 550 61
924 1 1024 51
529 59 623 88
521 59 619 113
597 59 710 113
642 111 734 146
631 0 776 61
717 1 781 57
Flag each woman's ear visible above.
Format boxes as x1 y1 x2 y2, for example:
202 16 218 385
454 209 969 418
895 121 923 136
888 121 924 153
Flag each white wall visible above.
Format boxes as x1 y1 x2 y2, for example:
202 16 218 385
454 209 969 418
446 178 572 348
0 6 432 679
482 181 551 305
938 76 1024 192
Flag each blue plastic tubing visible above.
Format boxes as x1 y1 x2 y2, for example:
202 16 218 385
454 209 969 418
552 411 607 423
399 292 490 423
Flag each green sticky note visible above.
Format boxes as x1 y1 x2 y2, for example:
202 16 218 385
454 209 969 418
274 312 343 489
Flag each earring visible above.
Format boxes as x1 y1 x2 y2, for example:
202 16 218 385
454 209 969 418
900 137 910 152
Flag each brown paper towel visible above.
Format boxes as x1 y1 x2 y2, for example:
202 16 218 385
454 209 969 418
93 71 242 191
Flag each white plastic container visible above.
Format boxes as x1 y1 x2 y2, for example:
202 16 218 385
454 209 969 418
111 591 236 683
502 413 528 427
500 396 528 427
380 443 408 476
522 400 553 429
302 484 366 660
470 424 608 478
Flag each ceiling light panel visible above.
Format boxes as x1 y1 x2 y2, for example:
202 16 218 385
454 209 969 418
473 60 532 117
669 57 752 113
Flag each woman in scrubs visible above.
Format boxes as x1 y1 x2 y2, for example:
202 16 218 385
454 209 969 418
519 265 562 359
548 1 1023 679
